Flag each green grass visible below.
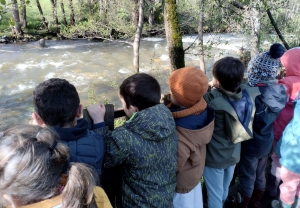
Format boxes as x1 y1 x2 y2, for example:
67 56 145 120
0 0 82 35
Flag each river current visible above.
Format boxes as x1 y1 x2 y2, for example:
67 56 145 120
0 33 254 130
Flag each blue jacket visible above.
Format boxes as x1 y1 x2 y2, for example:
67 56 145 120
53 118 106 175
276 98 300 174
242 84 287 157
97 104 178 208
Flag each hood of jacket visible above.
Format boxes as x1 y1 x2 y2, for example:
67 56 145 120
176 107 214 147
52 118 87 141
123 104 176 142
281 47 300 77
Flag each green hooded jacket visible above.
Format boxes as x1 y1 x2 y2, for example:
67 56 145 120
204 85 260 169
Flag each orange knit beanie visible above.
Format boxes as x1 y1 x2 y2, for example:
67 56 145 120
169 66 208 108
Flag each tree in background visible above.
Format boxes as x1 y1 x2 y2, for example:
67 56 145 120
198 0 205 73
36 0 49 30
68 0 75 26
19 0 27 28
60 0 67 26
11 0 23 35
164 0 185 71
133 0 145 72
49 0 58 32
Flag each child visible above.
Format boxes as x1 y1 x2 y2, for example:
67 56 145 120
267 47 300 199
32 78 106 175
236 61 287 207
272 96 300 208
88 73 178 208
247 43 285 86
0 124 112 208
203 57 261 208
167 67 214 208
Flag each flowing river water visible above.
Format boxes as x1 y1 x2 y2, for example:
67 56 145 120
0 33 252 130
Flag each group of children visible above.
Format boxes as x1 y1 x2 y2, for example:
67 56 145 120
0 44 300 208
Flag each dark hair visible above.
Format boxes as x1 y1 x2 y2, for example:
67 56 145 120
119 73 161 111
33 78 80 127
269 43 285 59
212 57 245 92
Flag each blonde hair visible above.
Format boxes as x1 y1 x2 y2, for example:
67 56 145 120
0 125 97 208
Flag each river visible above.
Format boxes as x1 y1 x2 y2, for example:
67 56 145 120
0 33 251 130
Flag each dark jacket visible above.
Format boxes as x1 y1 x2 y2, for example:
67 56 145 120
97 104 178 208
53 118 106 175
242 84 287 157
203 85 260 169
170 106 214 193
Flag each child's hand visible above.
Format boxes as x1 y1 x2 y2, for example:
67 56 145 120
87 103 106 124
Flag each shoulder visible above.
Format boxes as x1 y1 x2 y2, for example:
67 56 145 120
204 88 223 102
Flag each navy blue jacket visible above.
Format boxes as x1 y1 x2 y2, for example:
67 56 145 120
169 105 208 129
53 118 106 175
241 84 287 157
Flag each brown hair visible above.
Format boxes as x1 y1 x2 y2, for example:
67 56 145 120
0 125 97 208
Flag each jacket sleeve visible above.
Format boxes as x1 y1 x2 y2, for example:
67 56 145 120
103 128 130 168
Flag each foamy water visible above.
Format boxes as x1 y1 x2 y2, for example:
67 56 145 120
0 33 247 130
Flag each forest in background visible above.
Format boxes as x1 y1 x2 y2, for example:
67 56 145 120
0 0 299 72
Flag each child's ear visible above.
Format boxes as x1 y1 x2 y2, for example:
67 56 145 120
76 104 83 118
31 112 45 126
129 105 139 113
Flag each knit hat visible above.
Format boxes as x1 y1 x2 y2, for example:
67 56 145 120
169 67 208 118
247 43 285 86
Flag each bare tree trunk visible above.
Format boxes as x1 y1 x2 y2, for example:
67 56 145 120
266 9 290 50
68 0 75 26
148 0 155 27
198 0 205 73
49 0 59 32
131 0 139 25
99 0 108 23
36 0 49 30
133 0 145 73
19 0 27 28
60 0 67 26
164 0 185 71
249 0 260 58
11 0 23 35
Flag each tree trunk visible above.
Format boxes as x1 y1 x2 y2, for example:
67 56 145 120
266 9 290 50
68 0 75 26
133 0 145 73
99 0 108 23
60 0 67 26
11 0 23 35
198 0 205 73
36 0 49 30
148 0 155 27
19 0 27 28
249 0 260 58
131 0 139 25
49 0 59 32
164 0 185 71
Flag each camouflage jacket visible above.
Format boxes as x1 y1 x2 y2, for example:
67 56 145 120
97 104 178 208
